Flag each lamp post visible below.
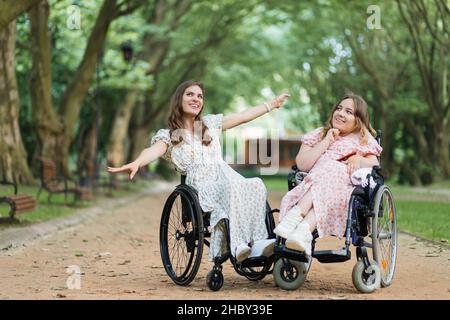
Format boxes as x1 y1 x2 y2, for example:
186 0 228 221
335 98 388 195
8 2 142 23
93 50 103 189
121 40 133 63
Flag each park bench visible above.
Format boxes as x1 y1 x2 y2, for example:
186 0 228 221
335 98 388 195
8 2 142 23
0 181 38 222
36 157 93 204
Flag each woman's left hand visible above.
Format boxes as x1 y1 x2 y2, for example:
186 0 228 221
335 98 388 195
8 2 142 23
269 93 290 109
344 154 363 175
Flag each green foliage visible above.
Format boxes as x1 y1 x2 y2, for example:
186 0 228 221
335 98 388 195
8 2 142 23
11 0 449 185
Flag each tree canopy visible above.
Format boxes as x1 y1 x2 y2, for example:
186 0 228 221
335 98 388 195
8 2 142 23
0 0 448 185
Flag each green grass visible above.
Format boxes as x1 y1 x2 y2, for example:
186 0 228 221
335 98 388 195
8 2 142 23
238 170 450 243
395 200 449 242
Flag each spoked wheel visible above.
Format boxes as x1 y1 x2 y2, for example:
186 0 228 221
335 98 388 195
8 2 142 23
352 260 381 293
371 185 397 287
273 258 308 290
160 185 204 286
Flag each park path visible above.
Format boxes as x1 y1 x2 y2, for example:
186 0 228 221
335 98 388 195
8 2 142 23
0 183 448 300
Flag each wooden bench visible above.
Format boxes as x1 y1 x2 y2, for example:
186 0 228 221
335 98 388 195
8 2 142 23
0 181 38 222
36 157 93 204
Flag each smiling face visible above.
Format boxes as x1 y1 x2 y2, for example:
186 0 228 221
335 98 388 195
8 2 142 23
331 98 357 134
181 85 204 118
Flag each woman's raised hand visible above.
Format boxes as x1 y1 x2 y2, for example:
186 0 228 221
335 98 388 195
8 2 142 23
269 92 290 109
325 128 340 145
107 161 140 180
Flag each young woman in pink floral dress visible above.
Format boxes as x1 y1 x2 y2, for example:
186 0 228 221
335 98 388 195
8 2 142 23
274 94 382 255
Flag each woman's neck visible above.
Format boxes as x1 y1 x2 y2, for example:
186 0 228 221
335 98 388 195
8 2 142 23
182 116 196 134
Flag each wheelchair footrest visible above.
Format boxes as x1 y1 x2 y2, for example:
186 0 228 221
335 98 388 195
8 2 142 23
273 245 309 263
240 256 272 268
313 249 351 263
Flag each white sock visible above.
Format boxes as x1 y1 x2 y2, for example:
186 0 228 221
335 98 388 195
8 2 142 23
300 221 310 231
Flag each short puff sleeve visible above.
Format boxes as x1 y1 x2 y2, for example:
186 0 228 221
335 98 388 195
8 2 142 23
203 114 223 138
358 133 382 157
150 129 172 161
203 113 223 130
300 127 323 147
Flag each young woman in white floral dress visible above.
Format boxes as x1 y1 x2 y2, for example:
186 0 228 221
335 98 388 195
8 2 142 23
108 80 289 262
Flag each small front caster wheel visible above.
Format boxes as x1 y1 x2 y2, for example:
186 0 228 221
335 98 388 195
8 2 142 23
273 258 307 290
207 269 224 291
352 260 381 293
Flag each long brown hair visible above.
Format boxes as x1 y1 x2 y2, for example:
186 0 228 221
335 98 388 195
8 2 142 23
167 80 212 146
321 94 376 144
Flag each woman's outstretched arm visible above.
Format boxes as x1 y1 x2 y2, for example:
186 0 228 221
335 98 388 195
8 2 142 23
107 140 168 180
222 93 290 130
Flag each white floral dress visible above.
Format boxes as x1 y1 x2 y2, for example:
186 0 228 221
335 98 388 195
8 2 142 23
150 114 268 261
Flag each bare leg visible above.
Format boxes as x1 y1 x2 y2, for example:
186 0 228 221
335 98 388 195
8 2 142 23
302 207 317 232
295 190 313 218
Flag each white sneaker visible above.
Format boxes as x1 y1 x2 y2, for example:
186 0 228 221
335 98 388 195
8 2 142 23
235 243 251 262
286 222 313 256
274 205 303 239
248 239 276 258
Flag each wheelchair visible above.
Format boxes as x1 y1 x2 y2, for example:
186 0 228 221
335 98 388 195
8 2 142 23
272 130 398 293
159 174 279 291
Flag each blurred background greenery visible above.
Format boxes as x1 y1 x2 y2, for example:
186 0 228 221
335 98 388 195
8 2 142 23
1 0 448 186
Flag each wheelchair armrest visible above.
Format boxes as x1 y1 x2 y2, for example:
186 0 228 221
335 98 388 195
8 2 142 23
287 166 309 191
371 166 385 184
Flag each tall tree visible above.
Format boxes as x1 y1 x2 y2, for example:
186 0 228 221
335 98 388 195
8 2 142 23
0 0 42 29
126 1 260 164
0 20 34 183
396 0 450 178
29 0 145 175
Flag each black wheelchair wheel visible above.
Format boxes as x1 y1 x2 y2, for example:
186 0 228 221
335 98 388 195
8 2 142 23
159 185 204 286
207 269 224 291
371 185 397 288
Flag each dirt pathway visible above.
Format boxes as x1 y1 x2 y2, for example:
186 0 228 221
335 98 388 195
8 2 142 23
0 186 448 300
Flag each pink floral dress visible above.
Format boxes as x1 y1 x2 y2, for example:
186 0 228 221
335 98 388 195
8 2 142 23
280 127 382 238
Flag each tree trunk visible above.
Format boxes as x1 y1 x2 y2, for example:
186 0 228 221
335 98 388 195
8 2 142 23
0 20 34 184
76 121 97 187
0 0 42 29
58 0 119 175
107 90 139 167
375 103 396 177
400 161 421 186
128 125 153 164
432 120 450 177
29 1 64 164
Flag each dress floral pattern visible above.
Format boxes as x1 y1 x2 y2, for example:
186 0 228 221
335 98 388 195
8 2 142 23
280 127 382 238
151 114 268 261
